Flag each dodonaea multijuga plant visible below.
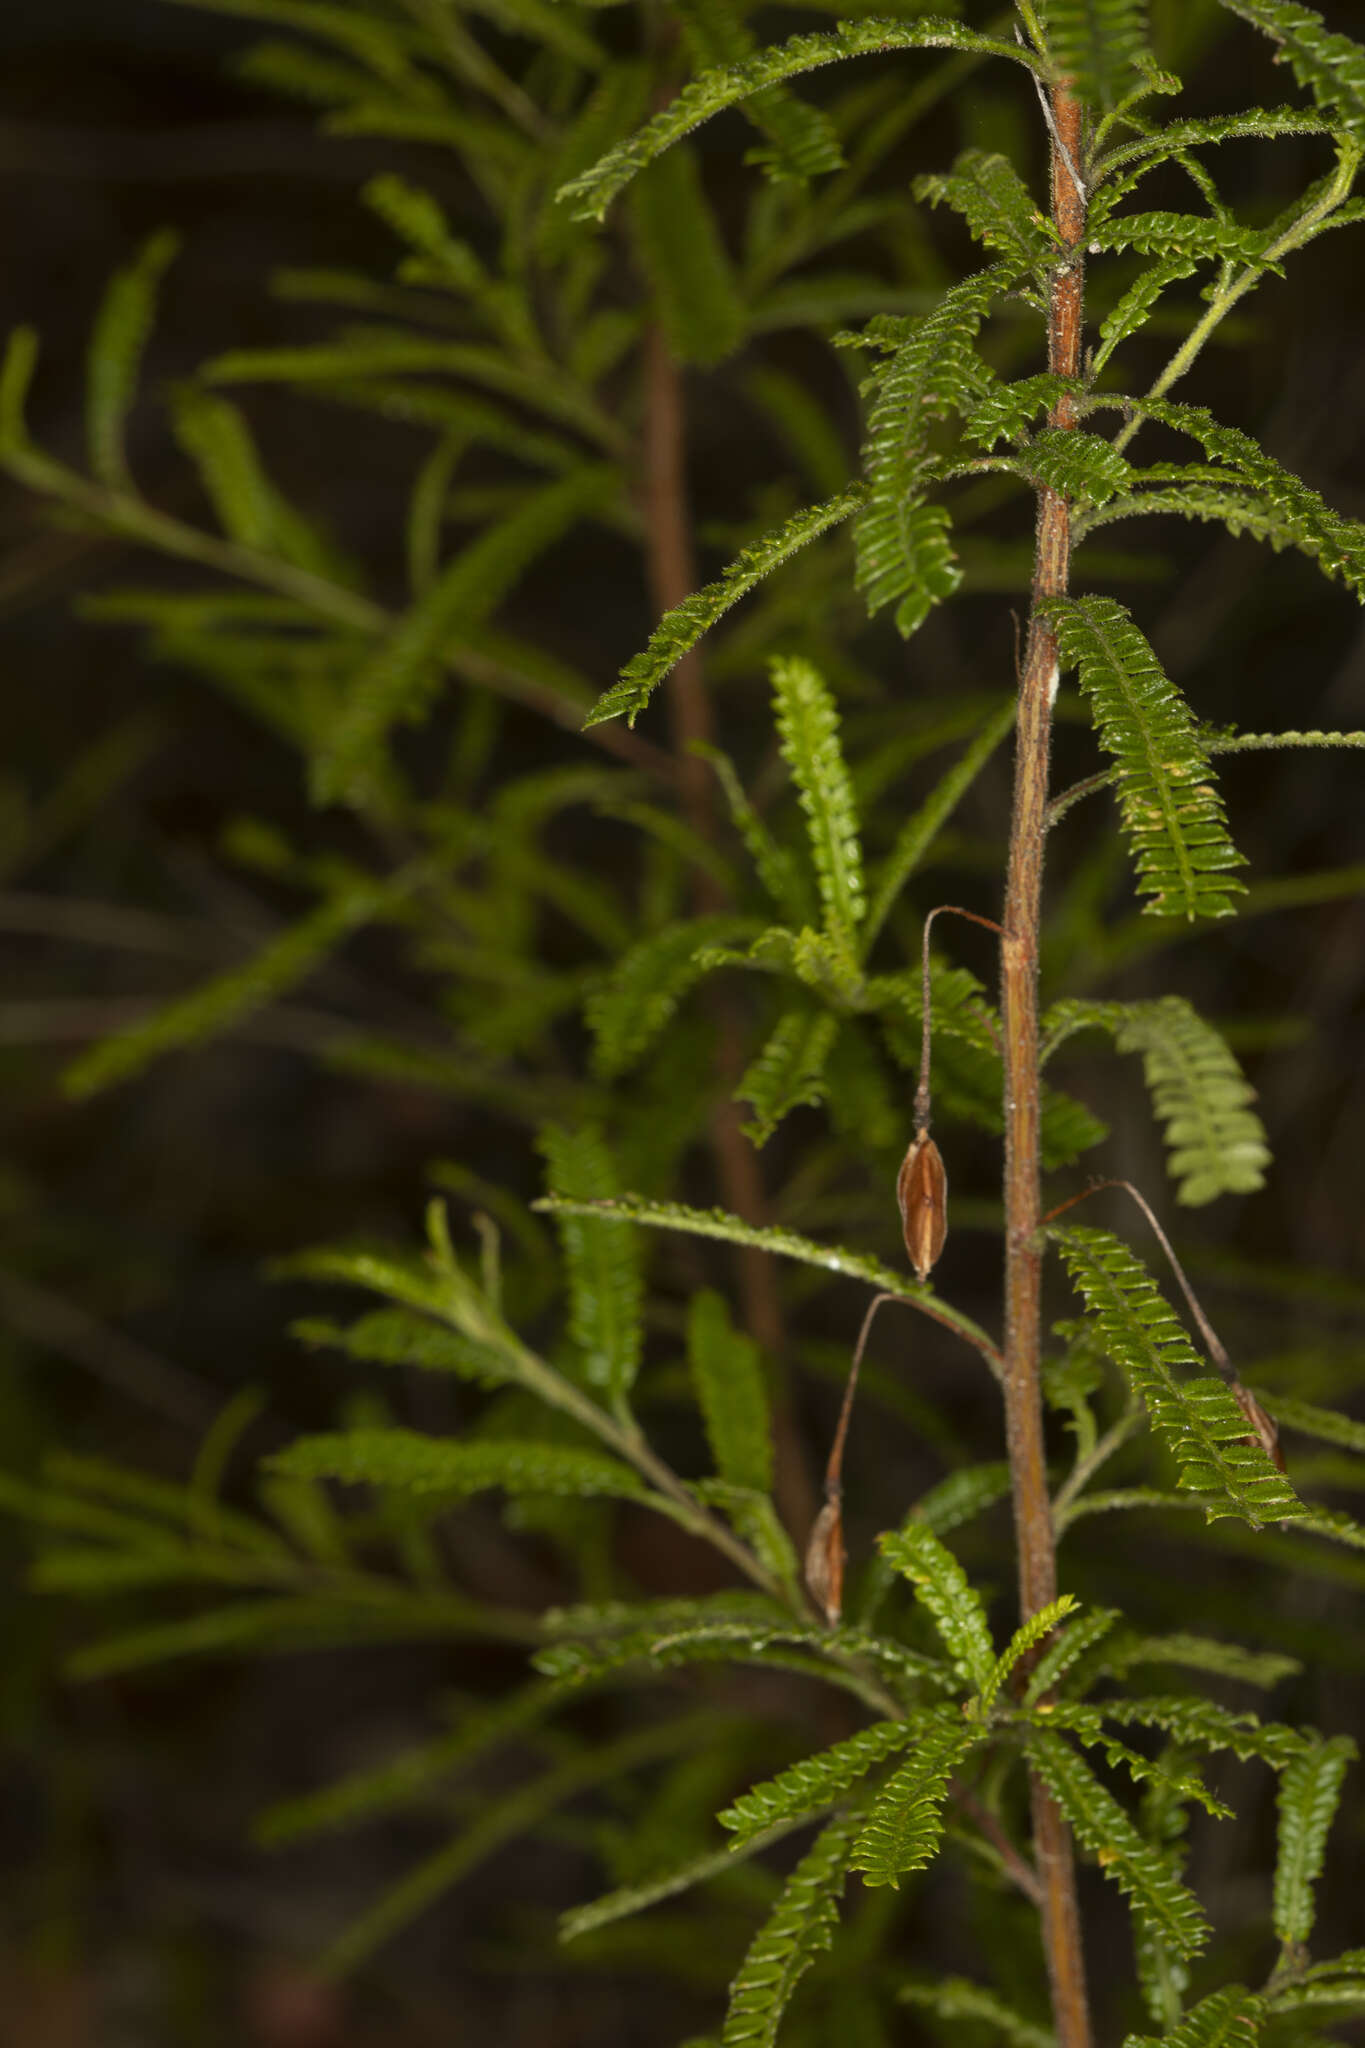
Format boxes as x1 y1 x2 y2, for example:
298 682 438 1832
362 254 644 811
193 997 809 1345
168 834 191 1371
6 1 1365 2042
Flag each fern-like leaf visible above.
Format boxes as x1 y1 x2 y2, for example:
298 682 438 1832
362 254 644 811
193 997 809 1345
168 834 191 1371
560 1819 807 1944
737 1008 839 1145
854 266 1013 635
721 1810 859 2044
585 488 863 729
688 1290 773 1497
63 879 390 1101
1048 596 1246 918
539 1125 643 1410
86 229 180 487
1041 994 1270 1204
914 148 1056 270
587 915 759 1078
849 1708 983 1887
317 465 617 801
1124 1984 1265 2048
718 1719 919 1848
1092 396 1365 598
877 1524 995 1692
899 1976 1054 2048
1042 0 1152 113
1217 1 1365 140
628 145 746 367
1273 1734 1356 1945
1026 1727 1211 1960
988 1595 1080 1706
1052 1226 1306 1526
771 654 864 947
532 1194 1000 1360
269 1430 651 1504
293 1307 516 1389
558 21 1039 220
673 0 843 184
1023 1608 1122 1705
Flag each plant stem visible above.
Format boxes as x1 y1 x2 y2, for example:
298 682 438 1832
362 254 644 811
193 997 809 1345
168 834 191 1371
999 77 1093 2048
641 321 818 1544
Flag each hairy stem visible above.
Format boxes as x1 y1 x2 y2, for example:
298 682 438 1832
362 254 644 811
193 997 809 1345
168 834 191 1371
999 79 1093 2048
641 322 818 1544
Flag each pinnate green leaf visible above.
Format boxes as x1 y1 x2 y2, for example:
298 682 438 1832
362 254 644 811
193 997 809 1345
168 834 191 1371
585 489 863 729
721 1811 859 2044
849 1708 982 1887
1053 1225 1307 1526
1026 1727 1211 1959
1048 596 1246 919
718 1718 919 1848
539 1124 643 1408
877 1523 995 1692
1274 1734 1356 1944
687 1290 773 1497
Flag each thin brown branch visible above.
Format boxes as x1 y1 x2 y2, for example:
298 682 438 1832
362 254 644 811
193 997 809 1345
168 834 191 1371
999 72 1094 2048
952 1783 1045 1910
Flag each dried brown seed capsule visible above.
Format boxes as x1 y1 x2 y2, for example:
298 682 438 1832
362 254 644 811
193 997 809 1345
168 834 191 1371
804 1496 845 1627
896 1131 947 1283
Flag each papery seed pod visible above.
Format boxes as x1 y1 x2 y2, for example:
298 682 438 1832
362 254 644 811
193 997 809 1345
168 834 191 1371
896 1131 947 1283
1231 1382 1287 1474
804 1496 845 1627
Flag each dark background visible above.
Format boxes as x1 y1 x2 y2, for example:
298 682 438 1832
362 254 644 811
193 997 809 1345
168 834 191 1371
1 3 1364 2044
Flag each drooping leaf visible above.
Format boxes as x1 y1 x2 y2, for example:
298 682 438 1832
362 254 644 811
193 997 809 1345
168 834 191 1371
854 266 1012 635
1048 596 1246 919
1025 1727 1211 1960
1053 1225 1307 1525
1273 1734 1356 1945
721 1810 860 2045
849 1708 983 1887
1040 994 1270 1204
736 1008 840 1145
688 1290 773 1497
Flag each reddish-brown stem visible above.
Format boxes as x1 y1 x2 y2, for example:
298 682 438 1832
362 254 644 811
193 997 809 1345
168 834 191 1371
641 323 818 1542
999 79 1093 2048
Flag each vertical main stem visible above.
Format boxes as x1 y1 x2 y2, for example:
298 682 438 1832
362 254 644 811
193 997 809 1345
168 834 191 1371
1000 84 1093 2048
641 324 818 1542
